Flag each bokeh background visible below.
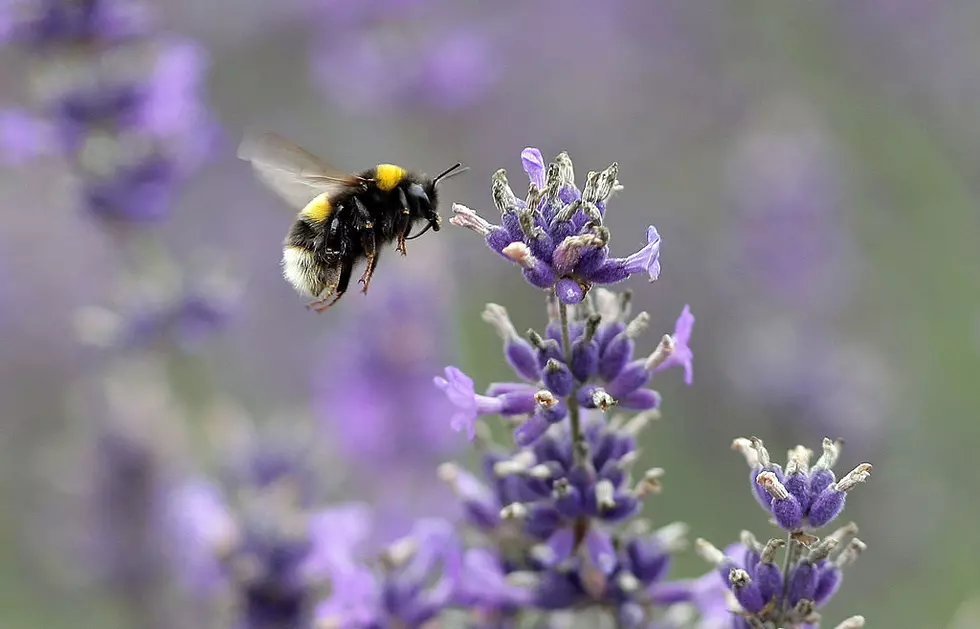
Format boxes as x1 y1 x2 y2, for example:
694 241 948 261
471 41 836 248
2 0 980 628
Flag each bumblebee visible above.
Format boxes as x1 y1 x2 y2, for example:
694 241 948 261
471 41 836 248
237 131 466 311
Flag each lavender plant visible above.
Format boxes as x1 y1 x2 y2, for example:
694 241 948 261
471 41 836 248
422 148 870 629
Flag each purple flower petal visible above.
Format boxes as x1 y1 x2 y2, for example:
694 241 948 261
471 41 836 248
543 528 575 566
623 226 662 281
585 528 617 575
455 549 532 608
433 367 480 439
513 412 551 446
522 147 546 189
164 480 235 591
315 562 380 629
651 305 694 385
0 109 54 163
555 277 586 304
301 503 373 581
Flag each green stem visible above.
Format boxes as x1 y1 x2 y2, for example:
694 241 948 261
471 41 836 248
780 533 798 614
558 297 584 465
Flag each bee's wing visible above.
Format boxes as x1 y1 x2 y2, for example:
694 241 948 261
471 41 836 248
237 130 368 209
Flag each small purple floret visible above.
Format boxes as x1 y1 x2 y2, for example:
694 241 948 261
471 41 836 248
651 305 694 385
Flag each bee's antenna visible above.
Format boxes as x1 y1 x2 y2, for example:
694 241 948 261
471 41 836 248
433 162 469 186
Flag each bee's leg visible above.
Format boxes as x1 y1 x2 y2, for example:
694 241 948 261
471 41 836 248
310 253 352 312
351 198 379 293
395 187 414 256
306 215 344 311
309 222 353 312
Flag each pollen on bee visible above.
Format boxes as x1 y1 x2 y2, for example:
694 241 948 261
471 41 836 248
300 192 333 222
374 164 407 192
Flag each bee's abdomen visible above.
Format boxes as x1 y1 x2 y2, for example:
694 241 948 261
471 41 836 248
299 191 334 222
284 216 321 250
281 245 324 297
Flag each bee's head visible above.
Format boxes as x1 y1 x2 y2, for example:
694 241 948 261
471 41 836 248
408 162 468 241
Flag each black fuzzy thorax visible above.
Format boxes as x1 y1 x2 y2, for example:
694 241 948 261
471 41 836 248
284 168 439 271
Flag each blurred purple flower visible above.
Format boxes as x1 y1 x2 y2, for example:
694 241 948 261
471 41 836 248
451 149 663 304
73 257 241 352
83 413 180 629
312 275 461 543
313 276 459 462
167 438 372 629
316 519 462 629
717 100 894 447
44 360 198 628
721 100 856 311
0 109 54 164
1 0 215 223
1 0 151 46
311 0 498 113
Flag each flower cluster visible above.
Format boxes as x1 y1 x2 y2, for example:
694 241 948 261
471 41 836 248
435 289 692 446
451 148 662 304
733 437 872 532
421 148 712 628
694 530 867 629
690 437 872 629
1 0 213 222
438 413 689 626
427 147 875 629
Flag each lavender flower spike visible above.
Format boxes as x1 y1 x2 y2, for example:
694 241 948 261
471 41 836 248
434 292 688 447
450 149 661 303
736 437 872 531
695 527 868 629
695 434 873 627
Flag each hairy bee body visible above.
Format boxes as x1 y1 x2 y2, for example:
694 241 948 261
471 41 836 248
238 130 464 311
281 164 442 304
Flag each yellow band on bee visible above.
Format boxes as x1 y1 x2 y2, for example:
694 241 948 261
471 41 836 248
300 191 333 222
374 164 406 192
